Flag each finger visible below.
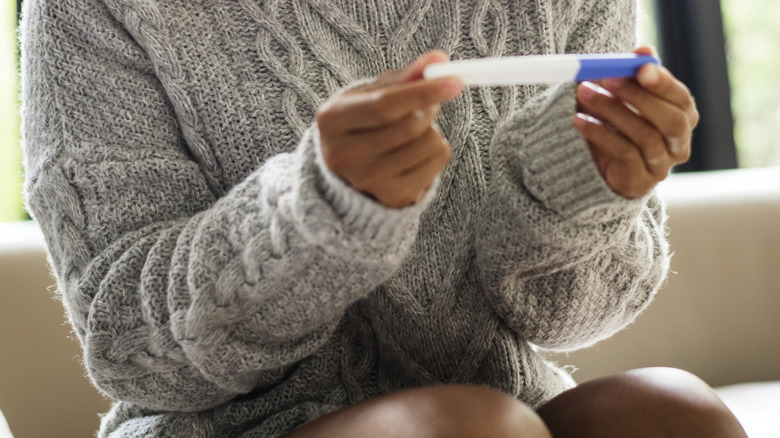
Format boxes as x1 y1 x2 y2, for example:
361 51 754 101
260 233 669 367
606 63 697 125
352 127 448 189
599 78 693 161
382 141 452 208
352 104 441 154
573 113 659 198
317 77 462 131
634 45 658 57
577 82 672 179
368 50 451 90
399 50 450 82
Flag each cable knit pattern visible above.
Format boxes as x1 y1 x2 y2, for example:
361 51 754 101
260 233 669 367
20 0 666 436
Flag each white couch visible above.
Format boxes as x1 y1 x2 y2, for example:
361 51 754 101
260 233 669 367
1 167 779 437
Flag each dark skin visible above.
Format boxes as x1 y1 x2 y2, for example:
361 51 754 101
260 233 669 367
300 52 744 437
319 47 698 205
283 368 747 437
317 51 460 208
574 46 698 199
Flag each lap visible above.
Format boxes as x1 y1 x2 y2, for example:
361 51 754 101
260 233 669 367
283 384 551 438
537 367 748 438
283 368 747 438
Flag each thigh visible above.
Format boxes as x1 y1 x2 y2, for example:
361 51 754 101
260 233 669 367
536 367 748 438
283 384 552 438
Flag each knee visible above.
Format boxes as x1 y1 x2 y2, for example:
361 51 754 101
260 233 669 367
543 367 746 437
409 385 552 438
618 367 745 435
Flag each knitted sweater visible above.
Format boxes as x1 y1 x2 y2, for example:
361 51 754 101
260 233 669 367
21 0 668 436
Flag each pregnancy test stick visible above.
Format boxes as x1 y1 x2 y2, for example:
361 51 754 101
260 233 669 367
423 54 659 86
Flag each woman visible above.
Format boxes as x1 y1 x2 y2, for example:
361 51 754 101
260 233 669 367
21 0 745 436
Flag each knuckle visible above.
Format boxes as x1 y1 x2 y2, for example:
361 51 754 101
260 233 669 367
315 98 339 126
645 147 667 170
669 114 690 136
674 140 693 164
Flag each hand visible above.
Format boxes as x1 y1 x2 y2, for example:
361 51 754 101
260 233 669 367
316 51 463 208
573 47 699 199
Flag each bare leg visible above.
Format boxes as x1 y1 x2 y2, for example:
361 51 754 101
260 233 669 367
537 367 748 438
283 384 552 438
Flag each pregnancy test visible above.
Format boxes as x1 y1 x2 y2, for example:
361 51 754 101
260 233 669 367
423 54 660 86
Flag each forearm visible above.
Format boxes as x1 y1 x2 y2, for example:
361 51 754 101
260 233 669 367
32 128 431 410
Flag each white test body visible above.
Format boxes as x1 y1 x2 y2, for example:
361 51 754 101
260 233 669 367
423 54 660 86
424 55 580 86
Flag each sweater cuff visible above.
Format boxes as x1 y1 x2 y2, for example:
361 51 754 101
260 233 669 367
306 125 438 244
513 82 645 220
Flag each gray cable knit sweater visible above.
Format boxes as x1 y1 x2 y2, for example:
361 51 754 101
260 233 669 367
21 0 668 436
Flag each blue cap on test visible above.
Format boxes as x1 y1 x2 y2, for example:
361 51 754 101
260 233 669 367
575 54 660 82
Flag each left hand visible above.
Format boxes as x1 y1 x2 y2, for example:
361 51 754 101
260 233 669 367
573 46 699 199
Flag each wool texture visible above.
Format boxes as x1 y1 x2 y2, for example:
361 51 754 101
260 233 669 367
20 0 669 436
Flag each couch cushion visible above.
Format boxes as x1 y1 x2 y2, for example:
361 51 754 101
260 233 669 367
716 381 780 438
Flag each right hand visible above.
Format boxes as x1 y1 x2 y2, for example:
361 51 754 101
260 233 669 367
316 51 463 208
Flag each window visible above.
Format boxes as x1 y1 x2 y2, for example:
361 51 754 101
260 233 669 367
0 0 22 221
649 0 780 171
722 0 780 168
638 0 659 48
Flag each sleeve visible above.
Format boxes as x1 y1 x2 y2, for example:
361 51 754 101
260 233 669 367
21 0 431 411
474 0 670 351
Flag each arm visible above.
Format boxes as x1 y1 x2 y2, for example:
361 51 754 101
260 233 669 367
21 0 435 411
474 0 670 351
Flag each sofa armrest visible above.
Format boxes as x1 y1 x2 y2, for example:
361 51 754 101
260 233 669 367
547 167 780 387
0 221 111 438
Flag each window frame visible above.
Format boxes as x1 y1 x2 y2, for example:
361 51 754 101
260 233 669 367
653 0 738 171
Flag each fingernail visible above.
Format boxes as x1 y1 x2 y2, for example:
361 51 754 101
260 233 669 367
639 65 659 86
578 82 599 100
573 112 601 129
572 113 587 130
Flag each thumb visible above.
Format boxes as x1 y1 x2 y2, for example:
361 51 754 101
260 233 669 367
399 50 450 82
362 50 451 92
634 45 658 57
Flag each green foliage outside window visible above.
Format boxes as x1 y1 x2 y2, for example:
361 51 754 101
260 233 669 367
722 0 780 168
1 0 22 221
